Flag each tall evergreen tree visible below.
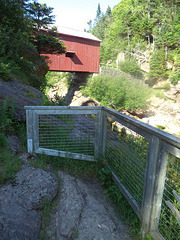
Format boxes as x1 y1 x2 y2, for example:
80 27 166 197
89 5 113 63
26 1 55 31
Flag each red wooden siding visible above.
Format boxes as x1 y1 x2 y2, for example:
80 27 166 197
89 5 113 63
42 33 101 73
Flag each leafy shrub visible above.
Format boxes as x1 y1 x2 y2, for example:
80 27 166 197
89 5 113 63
0 62 11 81
0 133 7 147
148 48 167 80
170 70 180 85
81 74 149 111
119 60 143 79
0 146 22 185
0 98 15 134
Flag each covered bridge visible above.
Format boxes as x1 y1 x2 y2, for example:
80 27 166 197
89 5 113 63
42 27 101 73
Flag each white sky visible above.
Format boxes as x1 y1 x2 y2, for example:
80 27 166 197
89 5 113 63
38 0 120 31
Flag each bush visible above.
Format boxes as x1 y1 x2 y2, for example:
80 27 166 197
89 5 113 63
0 98 15 135
149 48 167 80
170 70 180 85
0 62 11 81
81 74 149 111
119 60 143 79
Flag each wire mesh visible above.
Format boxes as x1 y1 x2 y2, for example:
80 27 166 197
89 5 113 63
39 114 96 156
158 154 180 240
105 118 149 206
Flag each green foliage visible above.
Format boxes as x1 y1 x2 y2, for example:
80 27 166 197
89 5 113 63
161 83 171 89
0 98 23 185
0 98 15 135
27 1 55 31
0 62 11 81
150 89 167 99
81 74 149 111
0 146 22 185
170 70 180 85
0 133 7 147
33 32 66 54
149 48 167 80
119 60 143 79
159 155 180 240
39 197 57 240
98 167 141 239
31 154 98 178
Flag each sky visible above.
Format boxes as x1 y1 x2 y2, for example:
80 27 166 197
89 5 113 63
38 0 121 31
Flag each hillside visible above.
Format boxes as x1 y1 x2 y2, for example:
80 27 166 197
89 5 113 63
89 0 180 86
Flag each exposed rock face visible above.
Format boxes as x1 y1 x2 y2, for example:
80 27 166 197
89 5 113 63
52 171 132 240
19 45 48 77
0 79 43 122
0 165 58 240
7 135 21 154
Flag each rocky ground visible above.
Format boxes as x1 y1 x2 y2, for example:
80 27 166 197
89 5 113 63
0 145 133 240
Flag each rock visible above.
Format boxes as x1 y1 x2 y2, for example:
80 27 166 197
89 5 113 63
70 91 100 107
0 79 43 122
7 135 21 154
55 171 132 240
56 172 85 239
19 45 48 77
0 165 58 240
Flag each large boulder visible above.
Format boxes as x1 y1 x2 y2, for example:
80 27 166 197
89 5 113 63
0 165 58 240
0 79 43 122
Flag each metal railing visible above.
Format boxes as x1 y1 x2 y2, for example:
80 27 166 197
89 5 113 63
25 106 180 240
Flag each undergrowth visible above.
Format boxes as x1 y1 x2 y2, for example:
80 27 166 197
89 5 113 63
81 73 149 111
98 167 142 239
0 144 22 185
0 98 25 185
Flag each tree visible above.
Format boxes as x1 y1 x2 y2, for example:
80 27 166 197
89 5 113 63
26 1 66 55
149 48 167 80
26 1 55 31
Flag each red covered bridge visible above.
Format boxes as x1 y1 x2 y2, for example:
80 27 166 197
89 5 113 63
42 27 101 73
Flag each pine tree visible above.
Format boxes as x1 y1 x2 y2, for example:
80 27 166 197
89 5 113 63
26 1 55 31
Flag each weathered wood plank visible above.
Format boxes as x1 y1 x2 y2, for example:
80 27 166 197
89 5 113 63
149 144 169 232
141 137 161 233
33 112 39 152
36 148 96 162
103 107 180 148
33 109 100 115
24 106 102 111
108 166 142 221
104 111 151 140
26 110 33 153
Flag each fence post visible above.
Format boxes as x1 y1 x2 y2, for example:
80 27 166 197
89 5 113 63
26 110 33 153
95 107 106 162
148 146 169 238
99 107 107 160
141 136 161 237
32 111 39 152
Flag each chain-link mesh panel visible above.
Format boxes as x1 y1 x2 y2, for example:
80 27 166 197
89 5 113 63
105 118 149 206
39 114 96 156
158 154 180 240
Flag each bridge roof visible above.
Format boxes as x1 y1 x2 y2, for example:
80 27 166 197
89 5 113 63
58 26 101 42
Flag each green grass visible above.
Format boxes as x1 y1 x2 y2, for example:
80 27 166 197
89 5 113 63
0 146 22 185
38 193 60 240
30 154 98 178
150 89 167 99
